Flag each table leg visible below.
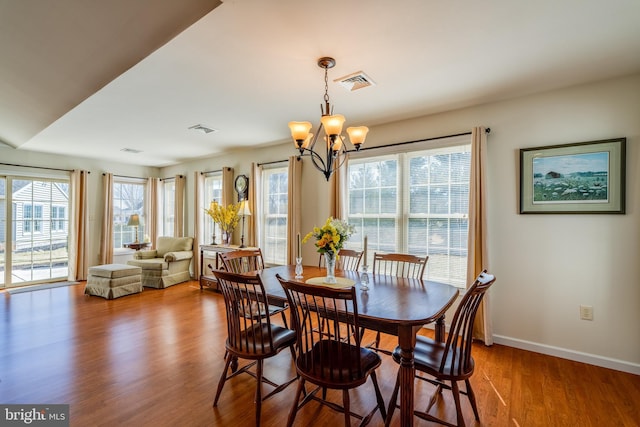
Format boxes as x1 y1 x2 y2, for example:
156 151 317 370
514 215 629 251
397 325 418 427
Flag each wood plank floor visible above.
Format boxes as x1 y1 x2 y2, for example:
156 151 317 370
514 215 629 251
1 281 638 426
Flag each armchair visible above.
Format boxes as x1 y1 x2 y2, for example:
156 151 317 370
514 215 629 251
127 236 194 288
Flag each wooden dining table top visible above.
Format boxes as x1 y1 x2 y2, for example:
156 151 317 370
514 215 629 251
258 264 460 330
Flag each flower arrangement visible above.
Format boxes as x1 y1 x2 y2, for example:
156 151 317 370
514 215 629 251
205 201 240 234
302 217 355 256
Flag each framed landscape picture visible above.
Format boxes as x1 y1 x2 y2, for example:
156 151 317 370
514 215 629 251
520 138 626 214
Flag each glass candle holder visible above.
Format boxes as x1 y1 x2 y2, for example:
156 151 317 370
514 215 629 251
295 257 303 279
360 265 369 291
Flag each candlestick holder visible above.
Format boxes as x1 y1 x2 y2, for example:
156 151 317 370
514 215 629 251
295 257 303 279
360 265 369 291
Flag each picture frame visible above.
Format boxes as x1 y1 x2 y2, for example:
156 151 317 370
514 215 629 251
520 138 626 214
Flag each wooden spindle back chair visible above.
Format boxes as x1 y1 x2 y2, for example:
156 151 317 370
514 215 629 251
212 270 297 427
385 270 497 427
276 275 387 427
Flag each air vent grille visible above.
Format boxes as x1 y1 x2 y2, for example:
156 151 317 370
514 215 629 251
189 124 218 134
335 71 375 91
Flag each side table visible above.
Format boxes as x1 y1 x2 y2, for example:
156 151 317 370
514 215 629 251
199 244 257 290
125 242 150 251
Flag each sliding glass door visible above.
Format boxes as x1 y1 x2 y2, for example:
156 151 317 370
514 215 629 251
0 175 69 287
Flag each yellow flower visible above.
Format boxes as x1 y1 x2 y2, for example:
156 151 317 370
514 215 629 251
302 217 355 255
205 201 240 232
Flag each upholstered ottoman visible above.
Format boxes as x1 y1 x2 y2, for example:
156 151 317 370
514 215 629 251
85 264 143 299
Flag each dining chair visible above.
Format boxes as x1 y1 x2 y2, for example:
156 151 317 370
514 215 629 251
318 248 364 271
219 248 289 328
385 270 496 427
212 270 298 427
365 252 429 353
276 274 387 427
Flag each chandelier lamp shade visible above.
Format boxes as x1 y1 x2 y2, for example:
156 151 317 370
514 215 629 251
288 57 369 181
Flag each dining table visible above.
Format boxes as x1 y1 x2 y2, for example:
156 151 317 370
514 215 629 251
256 264 460 427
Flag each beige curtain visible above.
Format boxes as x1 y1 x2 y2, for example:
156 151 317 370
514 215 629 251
221 167 234 205
68 170 89 280
329 154 349 219
174 175 186 237
467 126 491 344
100 173 114 264
146 177 160 247
249 163 262 248
193 171 204 280
287 157 303 264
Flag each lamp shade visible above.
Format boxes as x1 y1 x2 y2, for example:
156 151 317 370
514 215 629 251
288 121 312 143
239 200 251 216
320 114 345 136
346 126 369 146
127 214 140 226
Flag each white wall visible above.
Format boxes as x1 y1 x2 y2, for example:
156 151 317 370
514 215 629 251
4 73 638 373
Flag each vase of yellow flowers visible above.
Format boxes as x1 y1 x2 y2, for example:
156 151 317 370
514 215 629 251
205 201 240 246
303 217 354 284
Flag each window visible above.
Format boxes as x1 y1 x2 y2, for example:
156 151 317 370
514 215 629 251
23 204 43 233
203 172 223 244
4 177 70 285
260 166 288 265
51 206 66 232
162 179 175 237
346 138 471 287
113 180 146 248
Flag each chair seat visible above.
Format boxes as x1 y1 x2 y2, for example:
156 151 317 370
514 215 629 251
228 323 296 358
298 340 381 388
392 335 475 379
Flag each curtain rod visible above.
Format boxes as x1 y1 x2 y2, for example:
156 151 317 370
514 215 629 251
201 167 231 175
257 158 293 167
346 128 491 153
0 162 76 172
103 173 145 180
161 175 184 180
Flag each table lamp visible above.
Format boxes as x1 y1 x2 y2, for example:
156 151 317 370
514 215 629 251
239 201 251 248
127 214 140 243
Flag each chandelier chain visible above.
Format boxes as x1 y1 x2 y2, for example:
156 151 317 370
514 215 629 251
323 66 330 105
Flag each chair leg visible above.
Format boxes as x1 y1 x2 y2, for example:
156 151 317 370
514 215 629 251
342 390 351 427
213 353 233 406
451 380 466 427
280 310 289 329
465 379 480 421
287 379 305 427
255 359 263 426
370 371 387 422
385 371 400 426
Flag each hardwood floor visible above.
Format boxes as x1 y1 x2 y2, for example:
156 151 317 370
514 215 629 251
1 281 638 426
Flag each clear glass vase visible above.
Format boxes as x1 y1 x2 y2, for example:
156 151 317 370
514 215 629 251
324 251 337 284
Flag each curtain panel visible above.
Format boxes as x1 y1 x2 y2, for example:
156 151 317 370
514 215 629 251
100 173 114 264
68 170 89 280
467 126 492 344
147 177 160 247
193 171 204 280
287 157 302 264
174 175 186 237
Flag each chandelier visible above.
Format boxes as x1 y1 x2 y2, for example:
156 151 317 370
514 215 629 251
288 57 369 181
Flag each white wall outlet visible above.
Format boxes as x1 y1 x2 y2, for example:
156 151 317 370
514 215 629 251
580 305 594 321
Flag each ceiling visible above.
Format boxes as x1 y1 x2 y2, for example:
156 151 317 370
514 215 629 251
2 0 640 168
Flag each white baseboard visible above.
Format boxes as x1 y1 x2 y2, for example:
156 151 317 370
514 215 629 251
492 335 640 376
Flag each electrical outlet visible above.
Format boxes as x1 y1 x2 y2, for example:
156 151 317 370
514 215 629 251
580 305 593 321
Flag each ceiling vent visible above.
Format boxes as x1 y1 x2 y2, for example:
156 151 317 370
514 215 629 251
120 148 142 154
189 124 218 134
335 71 375 92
